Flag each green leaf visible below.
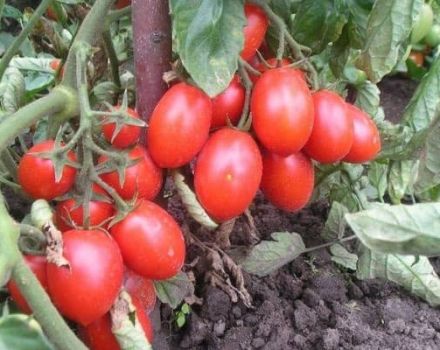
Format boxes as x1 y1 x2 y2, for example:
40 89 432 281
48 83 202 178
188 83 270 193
0 314 54 350
322 201 349 241
329 25 351 78
354 80 380 119
346 203 440 256
241 232 305 277
2 5 22 20
356 0 423 83
357 247 440 307
154 272 194 309
330 244 358 270
291 0 348 53
387 160 418 203
170 0 245 97
0 67 25 113
346 0 370 49
176 314 186 328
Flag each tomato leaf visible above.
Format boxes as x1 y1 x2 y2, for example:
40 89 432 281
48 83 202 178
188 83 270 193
241 232 305 277
322 201 349 241
367 161 388 200
169 0 245 97
354 80 380 120
387 160 418 204
154 272 194 309
0 67 25 113
346 203 440 256
330 244 358 270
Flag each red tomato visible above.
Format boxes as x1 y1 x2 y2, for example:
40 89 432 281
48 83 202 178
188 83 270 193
110 200 185 280
303 90 353 164
211 76 245 128
250 58 304 83
102 107 142 149
49 59 64 77
124 269 156 314
46 230 123 326
147 83 212 168
241 4 269 60
99 146 162 201
251 68 314 156
408 51 424 67
115 0 131 9
18 140 77 200
260 151 314 212
7 256 48 314
343 104 381 163
46 5 58 21
194 128 262 222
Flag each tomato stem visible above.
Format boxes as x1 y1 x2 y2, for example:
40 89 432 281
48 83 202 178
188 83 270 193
237 59 253 130
103 29 122 91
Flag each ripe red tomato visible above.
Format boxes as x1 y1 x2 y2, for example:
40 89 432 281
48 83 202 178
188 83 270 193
194 128 262 222
211 76 245 128
260 151 314 212
343 104 381 163
102 107 142 149
18 140 77 200
241 4 269 60
110 200 185 280
250 58 306 83
124 269 156 314
7 255 48 314
46 230 123 326
99 146 162 201
251 67 314 156
147 83 212 168
303 90 353 164
408 51 424 67
115 0 131 9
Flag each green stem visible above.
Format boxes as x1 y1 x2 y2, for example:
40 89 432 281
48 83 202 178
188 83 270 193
103 30 122 89
237 59 252 130
0 0 55 79
106 6 132 24
303 235 357 253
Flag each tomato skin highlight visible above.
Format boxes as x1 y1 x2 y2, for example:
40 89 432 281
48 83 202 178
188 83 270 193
99 146 162 201
7 256 48 314
195 128 262 222
211 76 245 128
260 152 314 212
102 107 142 149
124 269 156 314
241 4 269 60
147 83 212 168
303 90 353 164
343 104 381 163
110 200 185 280
46 230 124 326
18 140 77 200
251 67 314 156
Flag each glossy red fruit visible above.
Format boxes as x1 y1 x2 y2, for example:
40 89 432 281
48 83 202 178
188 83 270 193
303 90 353 164
260 152 314 212
195 128 262 222
99 146 162 201
147 83 212 168
115 0 131 9
46 230 123 326
343 104 381 163
250 58 305 83
241 4 269 60
110 200 185 280
124 269 156 314
7 256 48 314
102 107 142 149
211 76 245 128
18 140 77 200
251 68 314 156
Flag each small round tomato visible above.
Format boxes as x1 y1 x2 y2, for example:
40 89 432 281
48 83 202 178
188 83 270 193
241 4 269 60
260 151 314 212
425 24 440 47
99 146 162 201
411 3 433 44
7 255 48 314
343 104 381 163
18 140 77 200
115 0 131 9
46 230 123 326
124 269 156 314
211 76 245 128
194 128 262 222
102 107 142 149
408 51 425 67
147 83 212 168
303 90 353 164
251 67 314 156
110 200 185 280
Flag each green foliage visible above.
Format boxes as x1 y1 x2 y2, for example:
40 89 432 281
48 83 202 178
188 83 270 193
154 272 194 309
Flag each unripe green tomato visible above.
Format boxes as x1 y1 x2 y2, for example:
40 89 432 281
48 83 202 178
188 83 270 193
424 24 440 47
411 4 433 44
343 66 367 86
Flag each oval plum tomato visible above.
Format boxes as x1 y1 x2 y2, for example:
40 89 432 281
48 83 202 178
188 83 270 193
115 0 131 9
7 256 48 314
124 269 156 314
99 146 162 201
18 140 77 200
303 90 353 164
411 3 433 44
194 128 262 222
211 75 245 128
251 67 314 156
241 4 269 60
147 83 212 168
408 51 424 67
46 230 123 326
110 200 185 280
102 107 142 149
260 152 314 212
343 104 381 163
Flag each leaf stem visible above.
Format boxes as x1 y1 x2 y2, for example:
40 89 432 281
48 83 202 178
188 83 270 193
103 30 122 89
303 235 357 253
237 59 253 130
